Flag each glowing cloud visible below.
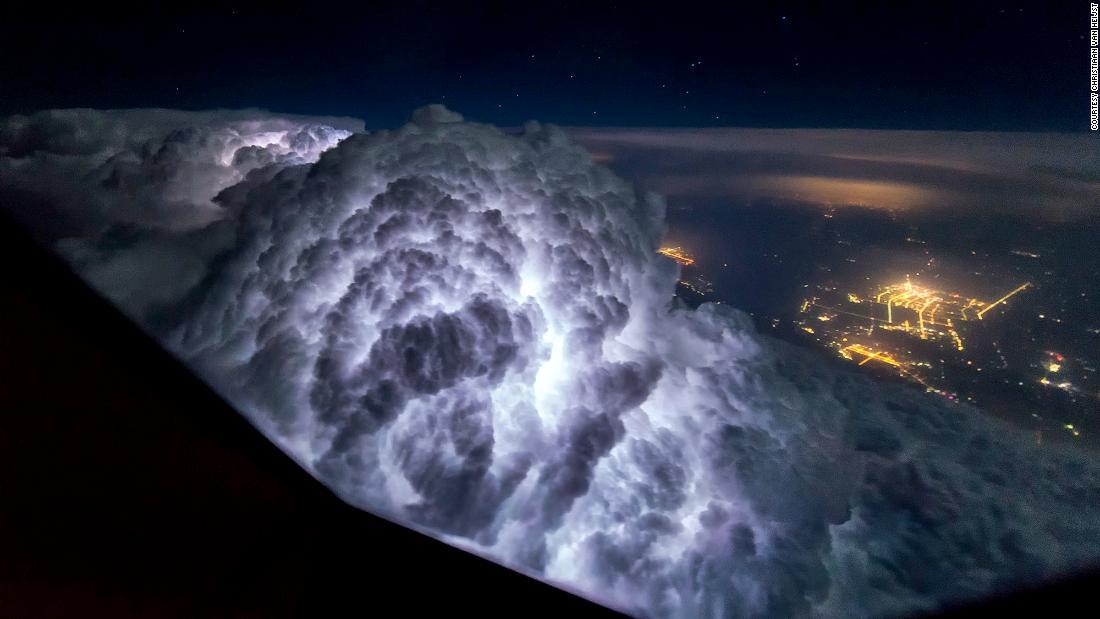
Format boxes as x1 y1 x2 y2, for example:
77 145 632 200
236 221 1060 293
3 106 1099 618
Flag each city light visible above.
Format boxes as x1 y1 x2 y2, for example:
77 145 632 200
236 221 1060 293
663 241 1084 447
657 245 696 266
797 277 1031 398
976 282 1031 319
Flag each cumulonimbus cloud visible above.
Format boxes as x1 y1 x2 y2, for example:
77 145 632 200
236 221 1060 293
2 106 1098 617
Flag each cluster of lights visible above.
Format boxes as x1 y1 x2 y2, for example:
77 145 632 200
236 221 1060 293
678 274 713 297
1038 352 1077 400
836 343 932 389
797 277 1032 402
657 245 696 266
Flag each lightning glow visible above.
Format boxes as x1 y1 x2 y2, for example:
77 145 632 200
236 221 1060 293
3 106 1099 619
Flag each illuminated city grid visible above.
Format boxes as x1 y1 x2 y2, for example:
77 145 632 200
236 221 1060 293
802 278 1031 353
657 245 695 266
798 277 1031 399
664 241 1087 442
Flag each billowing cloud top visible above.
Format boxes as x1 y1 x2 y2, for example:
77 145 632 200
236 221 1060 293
0 108 361 317
3 106 1099 617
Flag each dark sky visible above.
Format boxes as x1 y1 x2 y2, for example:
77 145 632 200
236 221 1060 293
0 2 1093 131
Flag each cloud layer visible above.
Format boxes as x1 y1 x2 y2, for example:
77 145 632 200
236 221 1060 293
3 107 1099 617
569 127 1100 219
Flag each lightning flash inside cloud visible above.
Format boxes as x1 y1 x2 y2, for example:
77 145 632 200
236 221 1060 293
2 106 1098 618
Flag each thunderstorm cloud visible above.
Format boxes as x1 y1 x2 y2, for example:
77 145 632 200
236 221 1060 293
2 106 1099 617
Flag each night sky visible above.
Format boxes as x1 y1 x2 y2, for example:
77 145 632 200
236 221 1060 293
1 2 1092 131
